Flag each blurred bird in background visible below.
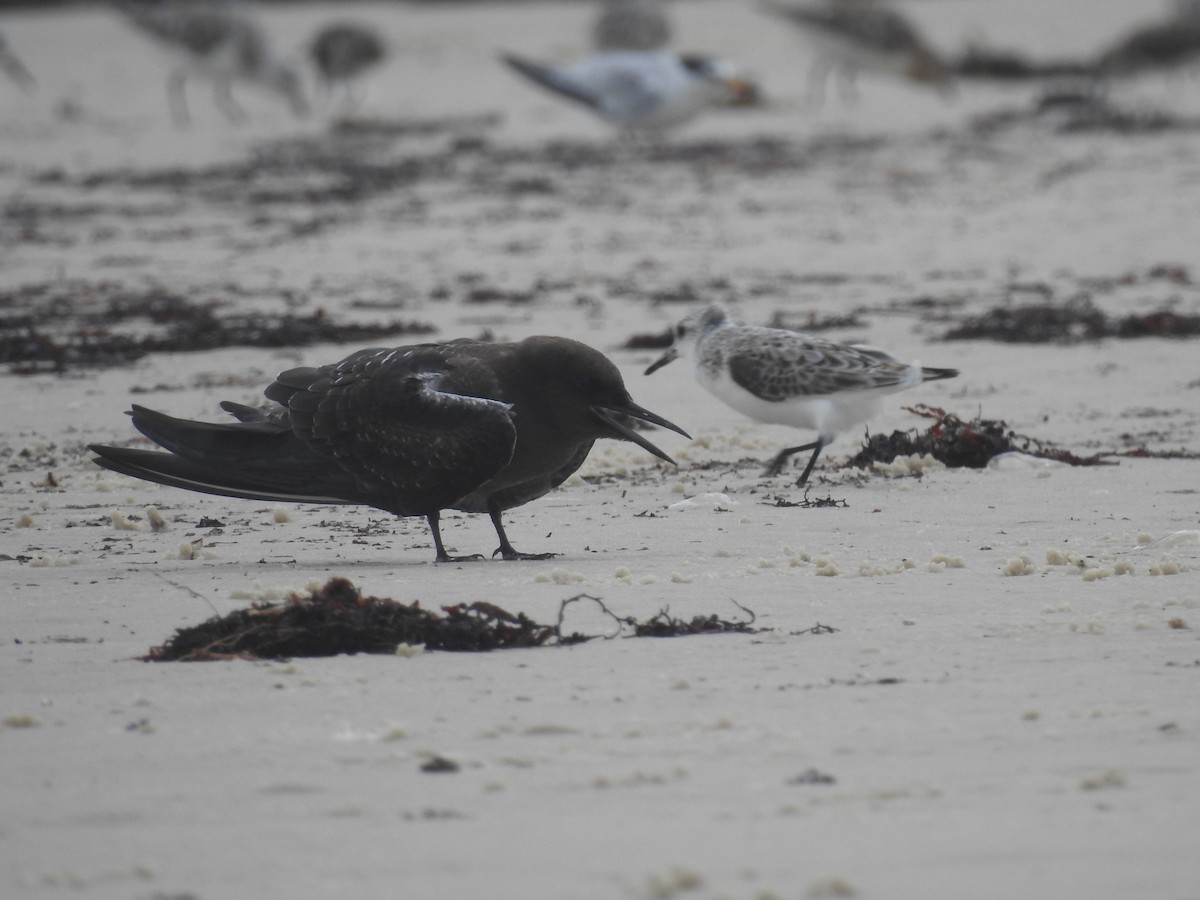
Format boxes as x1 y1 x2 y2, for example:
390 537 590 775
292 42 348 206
761 0 952 103
502 48 753 133
114 0 308 125
309 22 386 113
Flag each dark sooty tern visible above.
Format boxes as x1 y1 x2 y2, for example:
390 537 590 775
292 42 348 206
91 336 690 562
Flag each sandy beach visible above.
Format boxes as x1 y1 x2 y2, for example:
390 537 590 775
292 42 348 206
2 2 1199 898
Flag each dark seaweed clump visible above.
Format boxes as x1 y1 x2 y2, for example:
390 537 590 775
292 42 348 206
0 286 436 374
147 578 761 662
942 297 1200 343
845 404 1111 471
148 577 557 660
953 45 1094 81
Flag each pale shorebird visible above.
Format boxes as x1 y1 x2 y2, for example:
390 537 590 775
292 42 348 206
309 22 386 109
592 0 671 53
91 336 689 563
1096 0 1200 77
501 49 750 132
115 0 307 124
761 0 951 103
646 305 958 486
0 32 35 92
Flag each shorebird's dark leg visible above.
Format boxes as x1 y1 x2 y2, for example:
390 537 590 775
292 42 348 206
488 501 558 561
426 512 483 563
167 69 190 126
794 440 826 487
763 438 826 486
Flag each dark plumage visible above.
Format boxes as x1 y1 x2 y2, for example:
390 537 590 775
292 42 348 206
89 336 689 562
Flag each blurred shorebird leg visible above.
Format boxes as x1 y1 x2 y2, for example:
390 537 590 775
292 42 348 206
167 67 190 125
213 76 248 124
835 64 860 103
804 56 831 106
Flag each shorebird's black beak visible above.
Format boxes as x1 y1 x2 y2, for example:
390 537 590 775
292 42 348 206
592 401 691 465
644 347 679 376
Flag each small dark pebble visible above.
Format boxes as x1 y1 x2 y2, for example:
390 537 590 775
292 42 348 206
788 767 837 785
420 755 460 774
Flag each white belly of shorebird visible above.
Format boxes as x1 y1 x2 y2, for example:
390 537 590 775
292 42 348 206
700 366 888 439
